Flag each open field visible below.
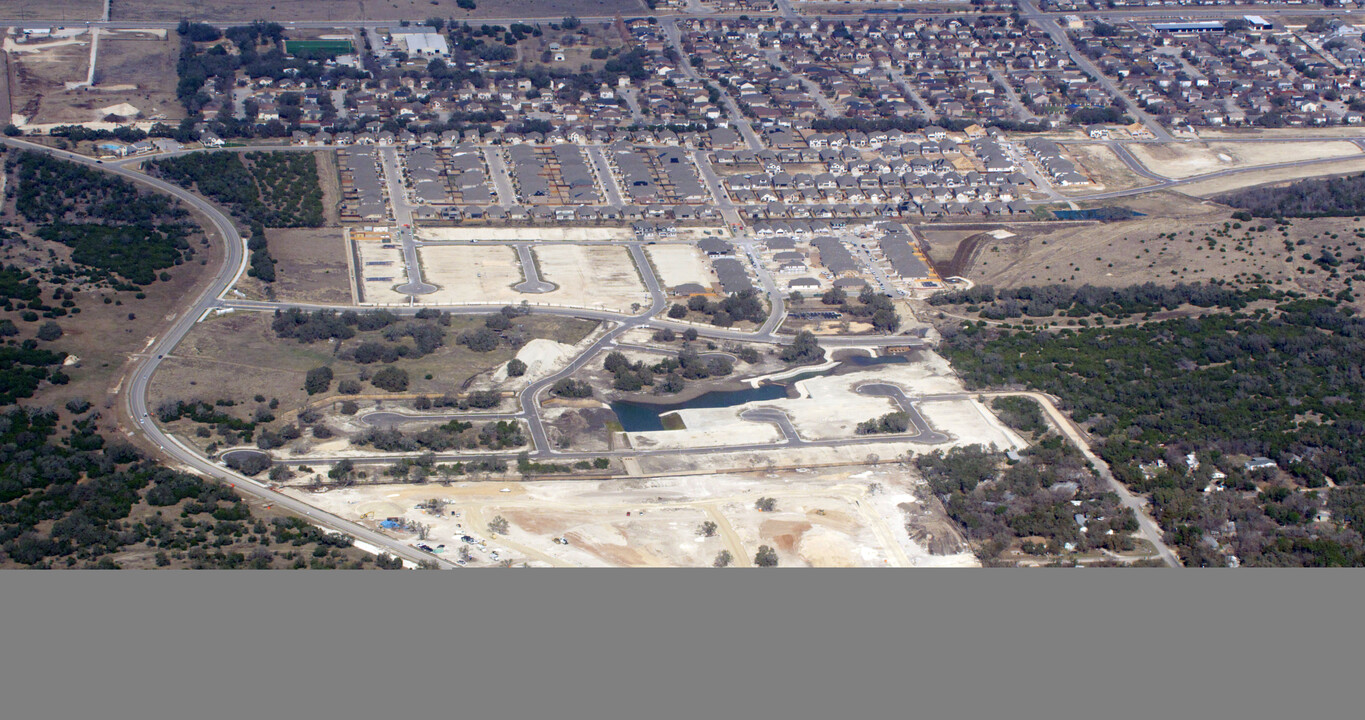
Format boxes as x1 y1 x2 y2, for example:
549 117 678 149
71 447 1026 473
148 310 597 450
281 464 979 567
646 243 712 290
1128 141 1361 179
5 29 181 126
416 244 526 305
1061 144 1155 195
352 229 410 304
4 1 102 21
260 227 352 304
419 226 633 242
1178 156 1365 197
533 244 651 311
956 192 1365 306
115 0 648 22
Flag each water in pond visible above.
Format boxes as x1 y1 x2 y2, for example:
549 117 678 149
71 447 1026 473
609 354 910 432
610 383 792 432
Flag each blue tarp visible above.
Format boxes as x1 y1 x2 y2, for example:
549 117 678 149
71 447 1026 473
379 520 400 529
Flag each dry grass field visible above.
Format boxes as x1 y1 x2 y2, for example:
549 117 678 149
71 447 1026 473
115 0 648 22
950 192 1364 310
245 228 353 304
1128 141 1360 180
149 311 597 439
1061 144 1155 195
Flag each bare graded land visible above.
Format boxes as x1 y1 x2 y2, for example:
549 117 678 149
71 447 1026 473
236 228 352 304
958 193 1364 307
419 226 633 242
626 351 1025 452
415 244 526 305
1060 144 1155 195
532 244 651 312
5 30 181 127
1127 141 1361 179
281 465 979 567
148 311 597 452
645 243 712 290
117 0 647 22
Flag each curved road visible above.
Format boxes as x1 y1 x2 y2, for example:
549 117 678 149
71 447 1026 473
1 137 453 569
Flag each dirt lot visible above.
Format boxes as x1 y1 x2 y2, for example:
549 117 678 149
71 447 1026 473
420 226 632 242
282 465 980 567
6 29 181 126
956 192 1364 305
1128 141 1360 179
417 244 527 305
116 0 648 22
236 228 352 304
1062 144 1155 195
646 243 711 290
533 244 651 312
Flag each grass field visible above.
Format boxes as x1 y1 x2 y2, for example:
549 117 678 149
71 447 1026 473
285 40 354 56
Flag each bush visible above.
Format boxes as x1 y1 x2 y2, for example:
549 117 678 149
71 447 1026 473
668 303 688 319
753 545 779 567
304 366 334 395
506 358 527 377
551 378 593 398
337 379 362 395
226 452 271 476
35 321 63 342
466 389 501 409
370 366 409 392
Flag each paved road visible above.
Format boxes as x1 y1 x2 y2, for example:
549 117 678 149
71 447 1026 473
0 137 453 569
855 384 951 444
662 16 763 151
739 408 800 443
481 146 516 208
511 243 557 293
585 144 627 207
378 147 436 296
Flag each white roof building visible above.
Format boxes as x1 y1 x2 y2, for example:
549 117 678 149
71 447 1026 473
398 32 449 57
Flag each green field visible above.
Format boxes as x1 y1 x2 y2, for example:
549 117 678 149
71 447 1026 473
285 40 354 56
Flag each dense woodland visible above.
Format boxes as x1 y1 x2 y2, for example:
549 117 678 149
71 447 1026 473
1221 173 1365 218
930 282 1277 321
917 440 1141 563
10 152 197 289
939 295 1365 566
147 151 325 228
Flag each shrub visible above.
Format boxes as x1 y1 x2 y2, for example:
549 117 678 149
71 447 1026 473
304 366 334 395
370 366 409 392
506 358 527 377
